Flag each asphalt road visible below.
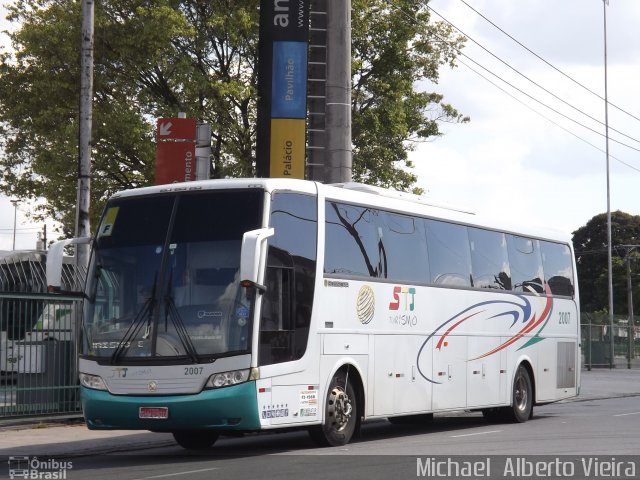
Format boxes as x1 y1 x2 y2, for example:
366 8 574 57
61 394 640 480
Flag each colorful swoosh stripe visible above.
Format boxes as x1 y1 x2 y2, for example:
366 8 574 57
416 287 553 384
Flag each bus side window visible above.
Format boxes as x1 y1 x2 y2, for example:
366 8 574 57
261 265 293 331
379 211 430 283
325 202 380 278
469 227 512 290
259 193 317 366
541 241 575 297
507 235 544 294
425 219 472 287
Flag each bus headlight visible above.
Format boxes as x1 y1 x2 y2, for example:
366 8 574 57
205 368 258 389
79 373 107 391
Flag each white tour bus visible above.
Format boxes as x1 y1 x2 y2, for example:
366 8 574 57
47 178 580 449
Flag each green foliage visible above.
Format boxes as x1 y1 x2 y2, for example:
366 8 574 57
0 0 467 235
572 211 640 314
351 0 468 192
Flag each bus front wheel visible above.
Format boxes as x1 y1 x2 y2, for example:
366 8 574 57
308 371 358 446
172 430 219 450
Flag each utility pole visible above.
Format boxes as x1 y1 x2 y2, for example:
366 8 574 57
602 0 614 369
325 0 352 183
621 245 638 368
76 0 94 268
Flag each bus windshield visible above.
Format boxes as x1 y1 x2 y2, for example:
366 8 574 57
82 189 263 363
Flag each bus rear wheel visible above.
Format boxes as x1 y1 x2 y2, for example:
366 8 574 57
172 430 219 450
482 365 533 423
508 364 533 423
309 371 358 446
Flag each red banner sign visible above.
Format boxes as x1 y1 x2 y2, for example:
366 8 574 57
156 118 197 141
155 140 196 185
155 117 197 185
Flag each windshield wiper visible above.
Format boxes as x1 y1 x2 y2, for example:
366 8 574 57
163 271 200 363
110 275 157 364
163 295 200 363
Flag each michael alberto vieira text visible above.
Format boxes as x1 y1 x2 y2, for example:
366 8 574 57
416 457 637 478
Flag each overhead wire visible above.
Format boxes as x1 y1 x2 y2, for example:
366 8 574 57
455 57 640 174
426 5 640 148
458 0 640 124
453 46 640 153
0 227 42 232
394 2 640 172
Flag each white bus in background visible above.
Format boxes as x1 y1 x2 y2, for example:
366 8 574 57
47 178 580 449
0 250 81 373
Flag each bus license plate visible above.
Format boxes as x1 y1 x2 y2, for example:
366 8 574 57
139 407 168 419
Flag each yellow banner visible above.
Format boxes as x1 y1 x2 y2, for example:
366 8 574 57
270 119 305 179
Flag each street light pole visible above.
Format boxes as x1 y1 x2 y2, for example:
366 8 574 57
603 0 614 369
11 200 18 251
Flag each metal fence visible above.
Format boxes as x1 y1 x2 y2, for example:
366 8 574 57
581 312 640 369
0 250 85 419
0 293 83 418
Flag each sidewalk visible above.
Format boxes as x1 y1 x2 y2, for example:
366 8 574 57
0 369 639 458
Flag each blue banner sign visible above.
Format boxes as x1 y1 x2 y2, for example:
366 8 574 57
271 41 308 119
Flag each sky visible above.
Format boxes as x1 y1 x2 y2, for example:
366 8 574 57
0 2 42 251
413 0 640 236
1 0 639 249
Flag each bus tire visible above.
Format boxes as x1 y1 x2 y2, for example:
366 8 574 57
172 430 219 450
507 364 533 423
308 371 358 446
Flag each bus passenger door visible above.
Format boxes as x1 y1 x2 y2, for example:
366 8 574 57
432 335 467 410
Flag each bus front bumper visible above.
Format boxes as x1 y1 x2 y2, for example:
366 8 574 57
81 381 260 431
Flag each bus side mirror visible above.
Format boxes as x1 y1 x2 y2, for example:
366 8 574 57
240 228 274 292
46 237 91 292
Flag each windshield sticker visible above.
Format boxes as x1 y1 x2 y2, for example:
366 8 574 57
235 306 249 318
98 207 119 237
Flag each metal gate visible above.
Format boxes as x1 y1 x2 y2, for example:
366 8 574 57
0 293 83 418
0 250 85 419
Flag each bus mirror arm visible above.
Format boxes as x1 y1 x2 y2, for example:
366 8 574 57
46 237 92 292
239 228 274 289
240 280 267 296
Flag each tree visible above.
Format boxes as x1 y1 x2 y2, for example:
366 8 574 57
572 211 640 315
0 0 467 236
351 0 468 192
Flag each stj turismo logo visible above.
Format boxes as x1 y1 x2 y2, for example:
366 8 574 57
8 456 73 479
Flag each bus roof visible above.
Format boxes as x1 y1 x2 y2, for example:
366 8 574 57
108 178 573 246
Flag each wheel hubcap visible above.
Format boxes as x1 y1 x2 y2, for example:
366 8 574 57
515 374 528 412
328 386 352 431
